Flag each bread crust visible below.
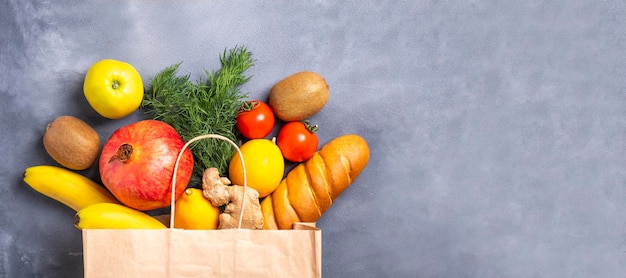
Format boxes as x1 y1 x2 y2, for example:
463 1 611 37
261 134 370 229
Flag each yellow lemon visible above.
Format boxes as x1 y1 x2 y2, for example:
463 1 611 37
173 188 220 230
229 139 285 198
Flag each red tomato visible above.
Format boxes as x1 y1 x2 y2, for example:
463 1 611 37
236 100 275 139
277 120 319 162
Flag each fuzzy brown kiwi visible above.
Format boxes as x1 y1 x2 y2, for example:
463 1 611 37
269 71 329 122
43 116 101 170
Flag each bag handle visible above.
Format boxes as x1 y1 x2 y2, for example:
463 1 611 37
169 134 247 229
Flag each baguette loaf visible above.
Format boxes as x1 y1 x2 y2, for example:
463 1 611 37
261 134 370 230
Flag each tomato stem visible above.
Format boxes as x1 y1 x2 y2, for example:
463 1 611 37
303 120 319 133
239 100 259 112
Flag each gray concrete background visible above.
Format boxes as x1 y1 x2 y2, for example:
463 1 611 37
2 1 626 277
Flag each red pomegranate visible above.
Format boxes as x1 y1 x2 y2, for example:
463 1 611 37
99 120 194 211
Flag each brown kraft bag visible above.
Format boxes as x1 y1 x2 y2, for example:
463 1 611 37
81 134 322 277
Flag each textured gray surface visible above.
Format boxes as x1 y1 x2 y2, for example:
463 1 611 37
2 1 626 277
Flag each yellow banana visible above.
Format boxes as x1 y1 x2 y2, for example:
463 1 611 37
74 203 166 229
23 165 119 212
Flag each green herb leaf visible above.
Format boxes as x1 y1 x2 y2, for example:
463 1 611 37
141 46 254 185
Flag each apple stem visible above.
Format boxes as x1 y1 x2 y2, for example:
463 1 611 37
112 80 120 89
115 143 133 162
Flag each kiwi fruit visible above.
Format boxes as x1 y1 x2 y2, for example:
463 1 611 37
269 71 329 122
43 115 101 170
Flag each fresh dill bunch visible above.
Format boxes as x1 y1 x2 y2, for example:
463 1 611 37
141 46 254 185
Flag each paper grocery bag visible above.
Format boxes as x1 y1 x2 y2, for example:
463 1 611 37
82 222 321 277
81 134 322 277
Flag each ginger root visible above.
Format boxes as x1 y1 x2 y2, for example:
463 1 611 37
201 168 263 229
